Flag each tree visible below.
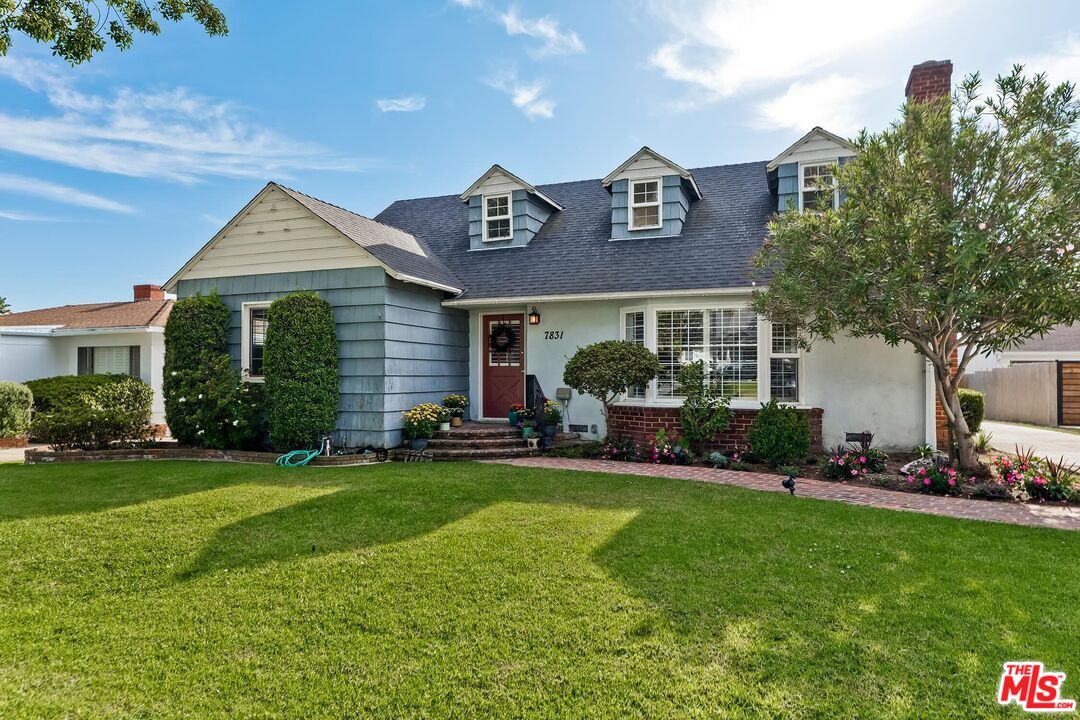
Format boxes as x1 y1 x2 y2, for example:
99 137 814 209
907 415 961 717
0 297 9 314
676 360 731 454
562 340 662 422
752 67 1080 470
0 0 227 65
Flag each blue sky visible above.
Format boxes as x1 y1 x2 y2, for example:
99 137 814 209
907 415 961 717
0 0 1078 309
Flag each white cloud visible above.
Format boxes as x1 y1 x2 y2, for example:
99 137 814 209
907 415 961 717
0 56 369 184
0 173 134 214
757 75 870 135
0 209 61 222
498 8 584 58
375 96 427 112
1016 33 1080 87
647 0 957 101
487 70 555 119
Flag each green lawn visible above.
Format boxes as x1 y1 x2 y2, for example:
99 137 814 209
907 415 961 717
1 462 1077 718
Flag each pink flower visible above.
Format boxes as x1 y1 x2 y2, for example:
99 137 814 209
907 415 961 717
861 468 868 475
978 222 987 230
859 456 867 464
1068 243 1076 252
948 478 955 486
918 467 927 475
850 469 857 476
1057 247 1066 257
905 475 914 484
923 478 931 486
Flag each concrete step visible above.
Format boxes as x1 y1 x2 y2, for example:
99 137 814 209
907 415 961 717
426 437 525 449
432 427 521 440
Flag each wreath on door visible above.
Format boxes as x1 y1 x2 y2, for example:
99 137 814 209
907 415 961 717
489 323 517 351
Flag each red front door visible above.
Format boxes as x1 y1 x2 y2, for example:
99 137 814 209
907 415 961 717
482 313 525 419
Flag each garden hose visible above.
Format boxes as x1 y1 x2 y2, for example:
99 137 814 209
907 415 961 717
276 449 322 467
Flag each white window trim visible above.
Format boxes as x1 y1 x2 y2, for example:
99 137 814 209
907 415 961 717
798 161 838 212
241 301 271 383
766 320 803 405
611 299 809 410
483 193 512 242
628 178 663 231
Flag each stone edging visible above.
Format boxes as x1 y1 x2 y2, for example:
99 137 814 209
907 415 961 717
23 447 383 467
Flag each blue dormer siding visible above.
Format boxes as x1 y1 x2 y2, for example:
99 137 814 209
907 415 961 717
777 162 798 212
610 175 692 240
468 190 553 251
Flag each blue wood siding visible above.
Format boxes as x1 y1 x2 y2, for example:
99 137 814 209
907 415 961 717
177 267 468 449
777 162 799 212
611 175 691 239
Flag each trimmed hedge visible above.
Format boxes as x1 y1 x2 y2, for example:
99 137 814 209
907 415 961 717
0 381 33 438
29 375 153 450
745 399 811 466
164 293 262 449
958 388 985 434
25 374 128 413
264 292 339 450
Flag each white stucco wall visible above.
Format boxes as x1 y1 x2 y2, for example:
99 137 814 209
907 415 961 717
0 329 166 424
464 297 931 450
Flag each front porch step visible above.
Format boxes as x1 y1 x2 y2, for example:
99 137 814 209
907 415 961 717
428 446 539 460
426 436 525 449
432 427 521 440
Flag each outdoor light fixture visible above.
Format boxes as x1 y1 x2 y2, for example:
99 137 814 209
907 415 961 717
528 306 541 325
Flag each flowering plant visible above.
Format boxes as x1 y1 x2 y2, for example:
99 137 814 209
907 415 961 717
991 450 1076 502
648 427 691 465
542 399 562 425
442 394 469 417
822 446 889 480
402 403 442 439
905 461 965 496
602 437 639 462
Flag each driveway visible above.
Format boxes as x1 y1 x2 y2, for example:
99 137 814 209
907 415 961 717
983 421 1080 465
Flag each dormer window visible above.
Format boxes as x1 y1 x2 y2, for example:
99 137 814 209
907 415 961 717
484 194 511 241
629 179 662 230
800 162 837 211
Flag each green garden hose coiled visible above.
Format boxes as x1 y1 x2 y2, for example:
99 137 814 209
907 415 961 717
275 449 322 467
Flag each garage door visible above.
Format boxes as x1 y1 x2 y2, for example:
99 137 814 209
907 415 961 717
1062 362 1080 426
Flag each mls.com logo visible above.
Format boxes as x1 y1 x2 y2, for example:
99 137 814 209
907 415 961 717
998 662 1076 713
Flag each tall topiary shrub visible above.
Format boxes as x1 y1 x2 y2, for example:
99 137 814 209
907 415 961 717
0 381 33 438
164 293 262 449
264 292 339 450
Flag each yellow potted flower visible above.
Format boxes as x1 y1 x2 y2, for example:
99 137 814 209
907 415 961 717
402 403 442 450
442 394 469 427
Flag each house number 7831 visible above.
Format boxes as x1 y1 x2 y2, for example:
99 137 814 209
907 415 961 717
543 330 564 340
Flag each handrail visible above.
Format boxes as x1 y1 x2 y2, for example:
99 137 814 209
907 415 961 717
525 374 549 445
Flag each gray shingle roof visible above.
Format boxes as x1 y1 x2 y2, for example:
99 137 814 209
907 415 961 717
275 184 464 292
1011 324 1080 353
374 161 774 301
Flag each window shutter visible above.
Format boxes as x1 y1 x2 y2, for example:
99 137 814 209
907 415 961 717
129 346 141 378
77 347 91 375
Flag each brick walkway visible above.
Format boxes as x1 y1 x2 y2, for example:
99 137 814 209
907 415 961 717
488 457 1080 531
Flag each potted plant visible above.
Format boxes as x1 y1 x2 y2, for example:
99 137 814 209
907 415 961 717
509 403 526 426
436 406 452 432
542 399 562 438
517 406 536 438
442 394 469 427
401 402 441 451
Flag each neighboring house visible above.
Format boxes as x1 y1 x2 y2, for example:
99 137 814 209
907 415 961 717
165 61 953 451
0 285 172 424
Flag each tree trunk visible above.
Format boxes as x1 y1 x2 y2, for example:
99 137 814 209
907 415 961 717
934 366 978 470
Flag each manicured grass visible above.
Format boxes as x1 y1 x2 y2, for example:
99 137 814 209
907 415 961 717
1 461 1078 718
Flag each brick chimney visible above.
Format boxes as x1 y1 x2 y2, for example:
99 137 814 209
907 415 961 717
905 59 953 102
134 284 165 302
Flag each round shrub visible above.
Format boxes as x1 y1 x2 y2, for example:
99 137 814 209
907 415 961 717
164 293 262 449
25 374 128 413
264 292 339 450
30 376 153 450
0 381 33 438
745 399 811 466
958 388 984 433
563 340 662 418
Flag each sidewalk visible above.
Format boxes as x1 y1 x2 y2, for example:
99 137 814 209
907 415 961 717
488 457 1080 531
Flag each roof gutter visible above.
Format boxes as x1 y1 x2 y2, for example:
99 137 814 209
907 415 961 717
388 271 463 295
442 285 760 307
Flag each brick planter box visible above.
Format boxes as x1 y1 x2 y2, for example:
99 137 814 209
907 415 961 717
607 404 824 454
23 446 382 467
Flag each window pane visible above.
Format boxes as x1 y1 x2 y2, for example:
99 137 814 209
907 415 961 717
486 195 508 217
708 308 758 400
632 206 659 228
624 311 645 399
487 218 510 239
250 308 269 376
655 310 705 398
91 346 131 375
772 323 799 355
770 358 799 402
632 180 658 204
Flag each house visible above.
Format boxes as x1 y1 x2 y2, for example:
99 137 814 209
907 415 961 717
0 285 173 423
164 61 953 451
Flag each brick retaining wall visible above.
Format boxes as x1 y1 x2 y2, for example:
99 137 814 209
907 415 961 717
606 405 824 453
